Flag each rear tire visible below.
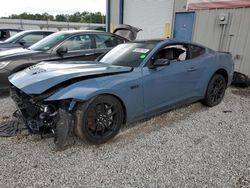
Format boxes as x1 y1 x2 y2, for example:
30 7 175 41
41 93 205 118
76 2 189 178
202 74 226 107
75 95 124 144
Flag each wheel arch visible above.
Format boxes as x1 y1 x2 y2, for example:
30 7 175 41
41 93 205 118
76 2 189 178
51 91 128 125
202 69 228 106
200 68 229 98
93 93 128 125
46 86 129 124
214 68 229 85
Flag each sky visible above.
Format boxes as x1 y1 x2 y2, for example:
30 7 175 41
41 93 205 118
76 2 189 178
0 0 106 17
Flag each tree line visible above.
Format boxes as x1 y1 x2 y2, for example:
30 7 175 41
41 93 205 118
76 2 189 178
2 12 106 23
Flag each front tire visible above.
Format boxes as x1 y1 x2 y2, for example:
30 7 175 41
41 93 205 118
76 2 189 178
202 74 227 107
75 95 124 144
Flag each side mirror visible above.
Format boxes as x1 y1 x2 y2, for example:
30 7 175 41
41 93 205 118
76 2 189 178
148 58 170 69
56 46 68 56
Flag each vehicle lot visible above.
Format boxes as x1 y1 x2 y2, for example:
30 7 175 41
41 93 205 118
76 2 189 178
0 87 249 187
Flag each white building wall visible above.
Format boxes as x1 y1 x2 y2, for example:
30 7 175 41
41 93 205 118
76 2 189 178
193 8 250 76
123 0 174 39
110 0 120 31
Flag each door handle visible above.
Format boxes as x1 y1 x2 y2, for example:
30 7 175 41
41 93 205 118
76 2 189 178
187 67 197 72
130 84 139 90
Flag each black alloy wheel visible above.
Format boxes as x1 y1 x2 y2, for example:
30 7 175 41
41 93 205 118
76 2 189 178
202 74 227 107
75 95 124 144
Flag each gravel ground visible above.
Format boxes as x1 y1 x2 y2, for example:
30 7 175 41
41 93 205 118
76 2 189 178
0 87 250 187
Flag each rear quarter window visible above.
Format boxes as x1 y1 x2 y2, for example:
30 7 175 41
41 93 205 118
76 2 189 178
95 34 125 48
44 32 53 37
21 33 44 43
9 31 19 37
189 45 205 59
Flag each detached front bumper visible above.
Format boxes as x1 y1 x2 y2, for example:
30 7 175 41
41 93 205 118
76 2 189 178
0 68 11 91
10 84 75 149
10 84 57 132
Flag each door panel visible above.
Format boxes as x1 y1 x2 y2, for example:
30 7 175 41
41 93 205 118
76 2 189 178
174 12 195 41
52 34 97 61
142 59 204 112
60 49 96 61
47 49 96 62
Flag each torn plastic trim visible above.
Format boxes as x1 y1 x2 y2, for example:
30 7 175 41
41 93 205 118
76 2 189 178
54 108 73 150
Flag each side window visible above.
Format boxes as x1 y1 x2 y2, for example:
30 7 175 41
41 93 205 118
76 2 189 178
43 32 52 38
188 45 205 59
9 31 19 37
19 33 44 44
2 30 9 38
60 35 91 51
95 34 124 48
154 45 188 62
0 31 4 39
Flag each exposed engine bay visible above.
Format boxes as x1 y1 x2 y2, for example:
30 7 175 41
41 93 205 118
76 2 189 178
9 84 75 149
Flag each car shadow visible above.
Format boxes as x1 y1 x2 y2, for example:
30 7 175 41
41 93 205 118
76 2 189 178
56 102 208 151
110 102 208 145
0 101 207 152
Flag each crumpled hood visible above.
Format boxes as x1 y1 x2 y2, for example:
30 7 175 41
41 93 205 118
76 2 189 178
9 61 132 94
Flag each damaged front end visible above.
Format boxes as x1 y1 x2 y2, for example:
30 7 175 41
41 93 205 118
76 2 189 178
10 84 76 149
7 61 133 148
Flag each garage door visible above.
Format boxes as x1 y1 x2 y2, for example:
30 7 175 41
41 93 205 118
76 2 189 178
123 0 174 39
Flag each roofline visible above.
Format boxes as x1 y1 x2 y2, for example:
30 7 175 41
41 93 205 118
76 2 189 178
129 38 210 50
20 30 55 33
0 28 23 31
51 29 128 41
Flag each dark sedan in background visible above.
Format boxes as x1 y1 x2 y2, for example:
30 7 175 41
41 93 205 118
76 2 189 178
0 30 54 51
0 28 23 41
0 25 140 91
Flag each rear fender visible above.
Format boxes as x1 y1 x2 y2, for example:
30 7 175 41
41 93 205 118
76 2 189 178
217 52 234 85
197 59 232 97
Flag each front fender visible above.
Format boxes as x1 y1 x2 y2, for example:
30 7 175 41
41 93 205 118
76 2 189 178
45 74 144 123
45 80 132 122
45 79 118 102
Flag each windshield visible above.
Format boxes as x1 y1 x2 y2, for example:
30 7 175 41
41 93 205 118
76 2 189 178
99 43 156 67
29 32 70 51
4 31 27 43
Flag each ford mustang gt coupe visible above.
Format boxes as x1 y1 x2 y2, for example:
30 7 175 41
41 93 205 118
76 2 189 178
9 39 234 149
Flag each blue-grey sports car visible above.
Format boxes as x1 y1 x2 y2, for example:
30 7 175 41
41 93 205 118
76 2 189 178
9 39 234 149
